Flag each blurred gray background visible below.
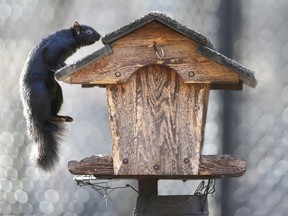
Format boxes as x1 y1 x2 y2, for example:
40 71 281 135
0 0 287 215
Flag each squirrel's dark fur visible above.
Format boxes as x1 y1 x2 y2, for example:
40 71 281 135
20 22 101 171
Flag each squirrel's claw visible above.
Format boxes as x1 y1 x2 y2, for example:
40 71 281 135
54 115 73 122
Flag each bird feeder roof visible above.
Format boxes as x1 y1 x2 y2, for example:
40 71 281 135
102 11 213 48
56 11 256 89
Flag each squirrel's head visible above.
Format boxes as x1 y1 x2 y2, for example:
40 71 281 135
71 21 101 46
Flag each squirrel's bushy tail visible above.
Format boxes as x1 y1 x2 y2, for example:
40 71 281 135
28 119 65 171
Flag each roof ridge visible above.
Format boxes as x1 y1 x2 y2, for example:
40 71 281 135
102 11 213 48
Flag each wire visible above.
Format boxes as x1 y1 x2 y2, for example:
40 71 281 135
74 175 138 201
194 179 216 196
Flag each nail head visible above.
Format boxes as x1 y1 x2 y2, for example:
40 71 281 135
153 164 160 170
184 158 190 164
188 71 195 77
123 158 129 164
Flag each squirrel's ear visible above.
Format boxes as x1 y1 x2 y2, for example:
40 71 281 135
72 21 81 35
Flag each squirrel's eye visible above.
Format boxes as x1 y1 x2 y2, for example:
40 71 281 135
85 29 93 34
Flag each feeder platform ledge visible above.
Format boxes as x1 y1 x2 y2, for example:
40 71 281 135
68 154 246 179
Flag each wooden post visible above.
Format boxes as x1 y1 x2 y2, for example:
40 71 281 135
138 179 158 197
135 194 209 216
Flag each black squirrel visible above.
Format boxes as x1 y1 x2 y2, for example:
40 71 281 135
20 22 101 171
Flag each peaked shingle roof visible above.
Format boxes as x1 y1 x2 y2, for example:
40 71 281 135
196 44 257 87
102 11 213 48
56 11 256 88
101 11 256 87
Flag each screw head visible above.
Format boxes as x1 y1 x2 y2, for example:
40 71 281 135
122 158 129 164
115 71 121 77
184 158 190 164
153 164 160 170
188 71 195 77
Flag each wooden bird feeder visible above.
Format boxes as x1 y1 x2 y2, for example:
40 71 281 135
56 12 256 214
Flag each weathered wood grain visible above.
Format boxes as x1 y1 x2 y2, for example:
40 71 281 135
70 21 240 87
106 65 209 175
68 155 113 175
199 155 246 177
68 155 246 178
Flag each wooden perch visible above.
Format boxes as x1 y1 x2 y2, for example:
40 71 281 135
68 154 246 179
